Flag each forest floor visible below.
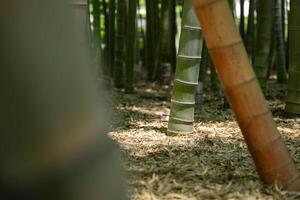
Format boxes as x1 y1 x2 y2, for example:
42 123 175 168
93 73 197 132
109 82 300 200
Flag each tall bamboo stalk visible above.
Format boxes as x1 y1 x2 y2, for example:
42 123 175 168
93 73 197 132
286 0 300 115
245 0 255 59
274 0 288 84
159 0 175 85
108 0 116 76
101 0 109 74
90 0 101 49
125 0 137 93
113 0 126 88
198 42 209 83
145 0 159 81
170 0 177 73
210 60 221 94
167 0 203 135
159 0 172 69
228 0 235 18
253 0 274 90
192 0 300 190
239 0 245 40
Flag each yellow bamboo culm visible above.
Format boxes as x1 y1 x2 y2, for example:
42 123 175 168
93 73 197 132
192 0 300 190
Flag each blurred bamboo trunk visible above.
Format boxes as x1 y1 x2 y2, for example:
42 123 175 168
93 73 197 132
90 0 101 48
239 0 245 40
125 0 137 93
228 0 235 18
108 0 116 76
170 0 177 73
253 0 273 90
245 0 255 60
88 0 101 72
167 0 203 135
145 0 159 81
192 0 300 190
286 0 300 115
196 42 209 106
113 0 127 88
198 42 209 84
101 0 110 74
274 0 288 84
0 0 126 199
159 0 175 85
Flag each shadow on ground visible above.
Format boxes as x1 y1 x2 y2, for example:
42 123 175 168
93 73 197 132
109 82 300 200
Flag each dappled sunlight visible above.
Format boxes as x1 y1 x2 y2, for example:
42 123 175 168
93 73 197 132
109 84 300 200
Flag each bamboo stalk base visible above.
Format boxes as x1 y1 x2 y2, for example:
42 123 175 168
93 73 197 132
285 103 300 115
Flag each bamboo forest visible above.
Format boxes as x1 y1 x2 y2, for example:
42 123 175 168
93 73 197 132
1 0 300 199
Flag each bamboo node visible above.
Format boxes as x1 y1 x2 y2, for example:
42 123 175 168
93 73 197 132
225 77 257 93
174 79 199 86
208 40 243 51
171 99 195 105
177 55 202 60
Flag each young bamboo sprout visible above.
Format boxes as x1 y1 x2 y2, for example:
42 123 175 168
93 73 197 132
192 0 300 190
167 0 203 135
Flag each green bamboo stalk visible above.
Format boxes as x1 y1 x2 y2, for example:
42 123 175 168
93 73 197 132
281 0 286 39
125 0 137 93
113 0 126 88
228 0 236 18
159 0 173 84
90 0 101 48
198 41 208 83
196 41 208 106
136 0 146 70
108 0 116 77
210 59 221 94
286 0 300 115
268 34 277 78
239 0 245 40
145 0 159 81
254 0 274 90
167 0 203 135
88 0 104 76
245 0 255 59
274 0 288 84
198 41 220 94
159 0 173 65
170 0 177 73
101 0 110 74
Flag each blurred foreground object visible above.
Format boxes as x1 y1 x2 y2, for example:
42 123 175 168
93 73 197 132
0 0 126 199
192 0 300 191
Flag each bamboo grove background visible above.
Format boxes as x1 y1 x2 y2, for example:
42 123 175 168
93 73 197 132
87 0 300 118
